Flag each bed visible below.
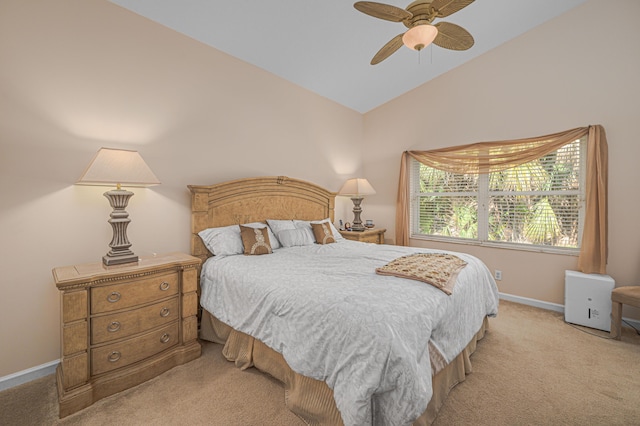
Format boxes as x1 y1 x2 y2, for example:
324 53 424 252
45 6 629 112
188 176 499 426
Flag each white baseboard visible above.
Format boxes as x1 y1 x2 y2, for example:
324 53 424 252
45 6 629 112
499 292 565 313
499 292 640 329
622 317 640 329
0 360 59 392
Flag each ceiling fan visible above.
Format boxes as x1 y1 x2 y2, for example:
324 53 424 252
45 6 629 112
354 0 475 65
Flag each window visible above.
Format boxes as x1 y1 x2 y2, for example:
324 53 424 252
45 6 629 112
410 137 586 252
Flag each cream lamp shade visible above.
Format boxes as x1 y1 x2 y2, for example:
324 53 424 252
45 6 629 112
338 178 376 197
402 24 438 51
338 178 376 232
77 148 161 188
77 148 160 266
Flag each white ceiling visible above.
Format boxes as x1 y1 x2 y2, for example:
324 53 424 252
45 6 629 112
109 0 588 113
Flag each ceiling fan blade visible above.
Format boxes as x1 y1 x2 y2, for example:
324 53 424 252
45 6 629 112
354 1 412 22
371 33 405 65
429 0 475 18
433 22 474 50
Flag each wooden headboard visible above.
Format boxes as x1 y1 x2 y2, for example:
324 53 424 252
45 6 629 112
188 176 336 263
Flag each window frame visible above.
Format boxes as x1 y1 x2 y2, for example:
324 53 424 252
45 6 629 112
409 138 587 255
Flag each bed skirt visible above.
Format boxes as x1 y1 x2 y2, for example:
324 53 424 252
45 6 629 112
200 310 488 425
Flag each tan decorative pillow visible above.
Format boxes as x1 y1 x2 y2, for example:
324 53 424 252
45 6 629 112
311 222 336 245
239 225 273 255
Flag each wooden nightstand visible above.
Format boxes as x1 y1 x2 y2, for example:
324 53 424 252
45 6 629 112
339 228 386 244
53 252 202 417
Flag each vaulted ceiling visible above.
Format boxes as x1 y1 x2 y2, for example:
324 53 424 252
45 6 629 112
110 0 588 113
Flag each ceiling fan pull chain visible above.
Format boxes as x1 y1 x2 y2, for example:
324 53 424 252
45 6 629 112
417 45 434 66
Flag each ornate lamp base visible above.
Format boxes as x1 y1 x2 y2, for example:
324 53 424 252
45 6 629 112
103 189 138 266
350 197 365 232
103 252 138 266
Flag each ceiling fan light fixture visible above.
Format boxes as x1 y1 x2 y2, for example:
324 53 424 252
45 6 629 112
402 24 438 51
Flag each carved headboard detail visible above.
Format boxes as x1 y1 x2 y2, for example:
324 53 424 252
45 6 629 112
188 176 336 263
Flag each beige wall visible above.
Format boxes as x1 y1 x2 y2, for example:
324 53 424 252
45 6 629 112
0 0 361 377
363 0 640 311
1 0 639 379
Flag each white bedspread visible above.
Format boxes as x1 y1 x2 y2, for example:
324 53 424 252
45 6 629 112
200 240 499 426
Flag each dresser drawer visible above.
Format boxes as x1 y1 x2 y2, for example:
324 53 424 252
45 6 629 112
91 272 178 314
359 234 381 243
91 297 179 345
339 229 385 244
91 322 179 376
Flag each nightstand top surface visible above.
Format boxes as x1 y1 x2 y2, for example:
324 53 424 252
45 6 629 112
53 252 200 287
339 228 386 236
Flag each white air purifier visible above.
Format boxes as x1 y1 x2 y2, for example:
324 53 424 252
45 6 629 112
564 270 615 331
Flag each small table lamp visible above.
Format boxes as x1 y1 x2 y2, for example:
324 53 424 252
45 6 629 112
76 148 160 266
338 178 376 232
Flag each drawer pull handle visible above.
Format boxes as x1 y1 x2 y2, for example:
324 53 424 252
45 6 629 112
159 281 170 291
107 292 121 303
107 321 121 332
108 351 121 362
160 333 170 344
160 307 170 317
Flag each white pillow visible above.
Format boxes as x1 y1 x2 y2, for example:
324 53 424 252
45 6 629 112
266 219 296 235
277 228 315 247
267 219 315 247
198 225 242 256
198 222 279 256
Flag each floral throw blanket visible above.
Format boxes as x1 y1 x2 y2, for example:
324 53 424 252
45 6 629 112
376 253 468 295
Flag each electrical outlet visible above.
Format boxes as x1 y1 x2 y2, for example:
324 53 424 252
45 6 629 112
494 270 502 281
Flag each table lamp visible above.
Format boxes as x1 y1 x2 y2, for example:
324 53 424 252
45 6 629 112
76 148 160 265
338 178 376 232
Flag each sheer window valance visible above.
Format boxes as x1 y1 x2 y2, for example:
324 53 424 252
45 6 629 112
395 125 608 274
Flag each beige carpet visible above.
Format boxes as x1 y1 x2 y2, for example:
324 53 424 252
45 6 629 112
1 300 639 426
